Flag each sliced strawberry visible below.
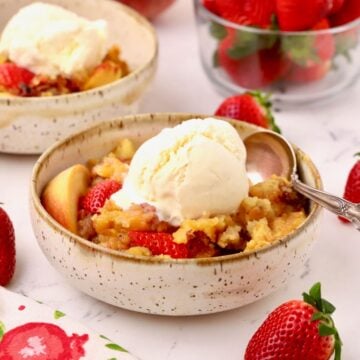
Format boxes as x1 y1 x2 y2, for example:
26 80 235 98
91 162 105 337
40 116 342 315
0 207 16 286
276 0 332 31
81 179 121 215
0 322 88 359
215 92 281 133
0 63 35 94
217 29 289 89
128 231 189 259
245 282 341 360
330 0 360 26
339 153 360 223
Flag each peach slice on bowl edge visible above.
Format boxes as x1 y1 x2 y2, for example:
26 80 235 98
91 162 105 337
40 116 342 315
42 164 90 233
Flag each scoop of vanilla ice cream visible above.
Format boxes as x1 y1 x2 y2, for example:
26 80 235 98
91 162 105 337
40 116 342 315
0 2 109 78
111 118 249 226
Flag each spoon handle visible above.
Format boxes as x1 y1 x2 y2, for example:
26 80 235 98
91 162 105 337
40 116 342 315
292 174 360 231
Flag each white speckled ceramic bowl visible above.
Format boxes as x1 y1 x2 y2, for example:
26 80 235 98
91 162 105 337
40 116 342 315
30 113 322 316
0 0 157 154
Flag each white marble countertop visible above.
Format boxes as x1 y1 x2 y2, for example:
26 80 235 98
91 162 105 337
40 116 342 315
1 1 360 359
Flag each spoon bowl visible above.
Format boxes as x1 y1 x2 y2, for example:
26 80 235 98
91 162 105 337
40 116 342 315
244 130 295 185
244 131 360 230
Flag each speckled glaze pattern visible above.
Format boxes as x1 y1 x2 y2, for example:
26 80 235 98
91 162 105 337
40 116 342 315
0 0 157 154
30 114 323 316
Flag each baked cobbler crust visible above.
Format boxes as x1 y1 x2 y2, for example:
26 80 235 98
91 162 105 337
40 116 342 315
76 139 308 258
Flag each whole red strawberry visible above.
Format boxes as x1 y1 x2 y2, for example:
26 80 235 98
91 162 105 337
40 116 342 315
283 18 334 83
0 206 16 286
276 0 332 31
213 0 246 25
330 0 360 26
329 0 345 15
81 179 121 214
0 63 34 95
339 153 360 223
128 231 189 258
283 19 335 66
213 0 276 28
215 92 281 133
245 282 342 360
285 61 331 83
217 29 289 89
242 0 276 29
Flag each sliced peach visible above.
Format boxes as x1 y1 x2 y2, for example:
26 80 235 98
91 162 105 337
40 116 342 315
42 164 90 234
113 138 136 161
0 54 6 65
83 61 124 90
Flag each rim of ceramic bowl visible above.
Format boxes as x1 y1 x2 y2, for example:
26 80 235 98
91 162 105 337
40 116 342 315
0 0 158 105
194 0 360 36
31 113 323 266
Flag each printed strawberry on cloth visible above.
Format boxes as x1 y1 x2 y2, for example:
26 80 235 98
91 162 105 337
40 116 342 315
0 286 139 360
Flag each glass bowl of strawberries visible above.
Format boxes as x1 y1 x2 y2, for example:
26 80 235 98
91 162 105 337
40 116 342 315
194 0 360 106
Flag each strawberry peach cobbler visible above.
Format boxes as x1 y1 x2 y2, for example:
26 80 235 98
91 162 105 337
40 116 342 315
42 119 307 259
0 3 129 97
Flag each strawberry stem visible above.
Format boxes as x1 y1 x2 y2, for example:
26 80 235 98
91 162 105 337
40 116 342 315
303 282 342 360
247 91 281 134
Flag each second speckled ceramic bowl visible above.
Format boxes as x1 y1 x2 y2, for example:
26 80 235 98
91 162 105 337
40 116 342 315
0 0 157 154
30 113 322 316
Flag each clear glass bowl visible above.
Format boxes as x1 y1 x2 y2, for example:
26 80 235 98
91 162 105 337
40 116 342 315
194 0 360 107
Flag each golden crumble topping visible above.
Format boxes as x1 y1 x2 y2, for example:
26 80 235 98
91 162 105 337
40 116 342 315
91 153 129 183
0 45 129 97
76 139 308 258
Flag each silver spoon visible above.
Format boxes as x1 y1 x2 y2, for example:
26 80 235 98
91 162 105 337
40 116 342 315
244 130 360 231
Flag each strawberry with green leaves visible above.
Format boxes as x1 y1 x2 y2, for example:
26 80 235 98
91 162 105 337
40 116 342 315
81 179 121 215
339 153 360 223
0 206 16 286
245 282 341 360
284 19 335 66
276 0 332 31
283 19 335 83
217 28 288 89
215 91 281 133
